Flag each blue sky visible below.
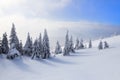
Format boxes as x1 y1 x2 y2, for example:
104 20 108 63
49 0 120 25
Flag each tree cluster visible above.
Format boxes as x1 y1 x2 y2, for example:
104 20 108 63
0 23 110 59
98 41 109 50
0 23 50 59
63 31 75 56
75 38 84 50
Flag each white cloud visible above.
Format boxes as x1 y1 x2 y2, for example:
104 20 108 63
0 0 71 17
0 0 24 7
25 0 71 16
0 14 119 42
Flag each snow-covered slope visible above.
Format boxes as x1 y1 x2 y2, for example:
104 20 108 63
0 35 120 80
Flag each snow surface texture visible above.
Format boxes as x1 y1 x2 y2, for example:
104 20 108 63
8 48 20 55
0 35 120 80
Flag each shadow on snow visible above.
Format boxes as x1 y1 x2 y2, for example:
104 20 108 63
11 58 32 72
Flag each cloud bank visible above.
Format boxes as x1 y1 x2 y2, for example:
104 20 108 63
0 0 71 17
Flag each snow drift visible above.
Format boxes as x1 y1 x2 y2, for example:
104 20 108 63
0 35 120 80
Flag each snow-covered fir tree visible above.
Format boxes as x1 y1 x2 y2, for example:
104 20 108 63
18 40 23 55
38 33 43 57
7 25 21 60
7 47 21 60
32 39 40 59
0 37 2 54
104 41 109 49
63 31 70 56
98 41 103 50
1 33 9 54
42 29 50 59
9 23 19 50
69 36 75 53
55 41 62 54
75 38 80 50
24 33 33 56
79 39 84 49
88 39 92 48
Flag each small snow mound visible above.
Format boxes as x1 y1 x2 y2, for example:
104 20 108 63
8 48 20 56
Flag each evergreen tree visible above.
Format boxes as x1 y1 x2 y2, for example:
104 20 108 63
89 39 92 48
1 33 9 54
38 33 43 57
32 39 40 59
0 37 2 54
75 38 79 50
9 23 19 50
55 41 62 54
104 41 109 49
63 31 70 56
19 40 23 55
69 36 75 53
24 33 33 56
79 39 84 49
98 41 103 50
42 29 50 59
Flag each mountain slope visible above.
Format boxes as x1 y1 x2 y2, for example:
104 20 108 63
0 35 120 80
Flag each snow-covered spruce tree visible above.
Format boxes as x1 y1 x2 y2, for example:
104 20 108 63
79 39 84 49
1 33 9 54
63 31 70 56
7 46 20 60
32 39 40 59
7 23 21 59
75 38 80 50
38 33 43 58
55 41 62 54
9 23 19 50
0 37 2 54
88 39 92 48
98 41 103 50
104 41 109 49
18 40 23 55
24 33 33 56
42 29 50 59
69 36 75 53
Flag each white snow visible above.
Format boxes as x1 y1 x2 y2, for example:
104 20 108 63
8 48 20 55
0 35 120 80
